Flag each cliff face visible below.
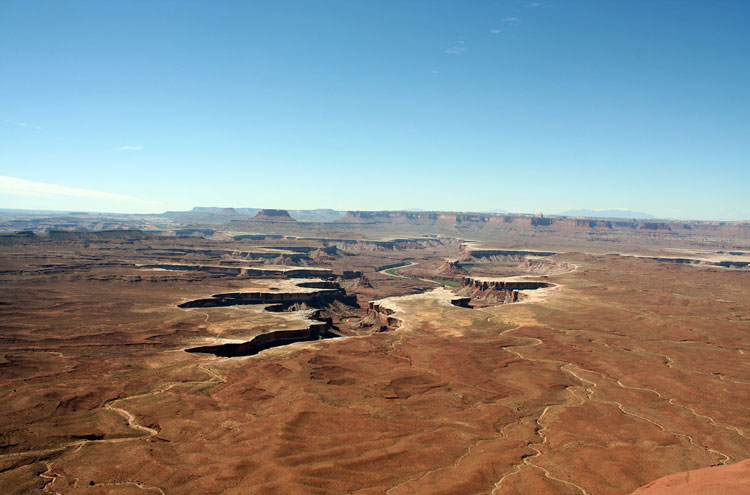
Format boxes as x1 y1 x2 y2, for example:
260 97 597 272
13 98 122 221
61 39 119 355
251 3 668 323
460 277 551 291
330 238 442 252
457 277 552 305
338 271 372 289
460 247 557 259
340 211 750 238
639 222 672 231
343 211 441 222
178 286 357 309
459 285 519 304
367 302 402 331
185 320 334 357
146 264 335 279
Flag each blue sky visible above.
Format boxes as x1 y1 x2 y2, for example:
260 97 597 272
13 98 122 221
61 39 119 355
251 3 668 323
1 0 748 220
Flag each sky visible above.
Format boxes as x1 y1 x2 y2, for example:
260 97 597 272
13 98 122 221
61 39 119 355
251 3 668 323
1 0 748 220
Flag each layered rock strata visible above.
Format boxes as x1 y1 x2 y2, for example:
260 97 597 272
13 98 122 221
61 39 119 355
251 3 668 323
368 301 402 331
145 264 334 278
250 209 297 222
185 314 335 358
460 277 551 291
341 210 750 238
458 277 553 304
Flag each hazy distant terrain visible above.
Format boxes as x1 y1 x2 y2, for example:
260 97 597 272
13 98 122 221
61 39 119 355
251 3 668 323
559 209 656 219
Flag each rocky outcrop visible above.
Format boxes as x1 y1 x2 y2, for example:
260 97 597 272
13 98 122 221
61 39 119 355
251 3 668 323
459 285 520 304
457 277 553 305
337 270 372 289
367 302 402 331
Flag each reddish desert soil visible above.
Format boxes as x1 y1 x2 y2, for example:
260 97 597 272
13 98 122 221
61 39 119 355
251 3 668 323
629 459 750 494
0 227 748 494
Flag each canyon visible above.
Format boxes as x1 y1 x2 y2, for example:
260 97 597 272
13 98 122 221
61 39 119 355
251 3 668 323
0 209 748 494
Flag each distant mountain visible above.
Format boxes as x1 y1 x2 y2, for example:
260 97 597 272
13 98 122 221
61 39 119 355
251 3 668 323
482 208 509 214
188 207 258 215
252 209 296 222
166 207 346 222
559 209 655 219
0 208 93 215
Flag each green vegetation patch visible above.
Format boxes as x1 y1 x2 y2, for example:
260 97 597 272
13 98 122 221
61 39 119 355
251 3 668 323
431 279 460 288
383 260 413 278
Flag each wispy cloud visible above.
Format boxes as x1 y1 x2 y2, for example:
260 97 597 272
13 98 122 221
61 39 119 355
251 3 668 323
502 17 521 25
113 145 143 151
529 2 541 7
489 28 501 34
8 121 43 130
444 41 467 55
431 70 441 74
0 176 159 204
